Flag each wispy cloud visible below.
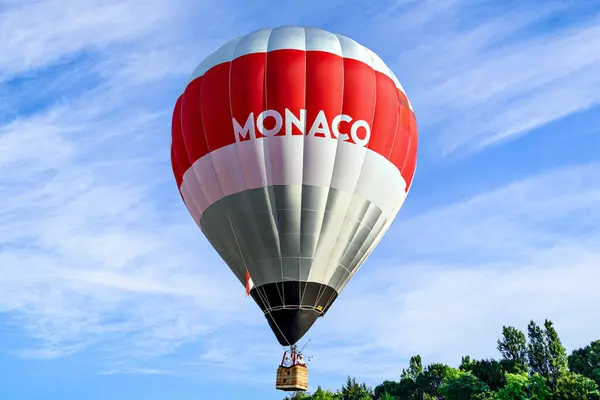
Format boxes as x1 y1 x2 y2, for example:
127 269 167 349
0 0 170 79
0 0 257 366
363 0 600 155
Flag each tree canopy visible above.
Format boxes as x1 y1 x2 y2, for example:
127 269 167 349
284 319 599 400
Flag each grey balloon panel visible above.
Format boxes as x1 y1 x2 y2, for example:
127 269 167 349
199 184 387 293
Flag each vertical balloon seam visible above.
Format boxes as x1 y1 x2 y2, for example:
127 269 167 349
170 142 189 217
229 36 268 290
197 61 240 280
380 93 414 234
400 111 415 192
315 43 377 308
406 115 418 193
314 120 358 301
398 95 411 189
339 210 386 293
260 31 295 345
235 31 281 319
326 48 386 300
263 28 288 316
171 99 185 185
310 29 337 309
293 29 310 302
251 29 285 314
336 47 380 284
345 63 401 279
311 45 361 306
406 94 419 191
262 29 284 289
320 32 349 309
305 29 332 307
226 51 249 192
338 69 404 290
312 33 352 302
273 29 290 310
345 210 380 279
193 77 215 223
190 53 218 218
346 87 410 290
299 31 341 310
173 98 201 224
298 27 311 308
183 81 206 227
203 75 227 214
385 75 401 162
169 105 181 198
227 37 256 292
287 26 304 311
255 50 286 304
239 31 281 301
354 92 412 268
331 60 403 292
177 99 200 226
179 91 204 227
292 27 305 307
314 32 348 310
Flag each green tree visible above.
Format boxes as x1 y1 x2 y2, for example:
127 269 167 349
500 358 529 375
373 381 400 400
528 374 552 400
339 377 373 400
554 372 600 400
284 322 597 400
460 357 507 391
284 388 342 400
497 372 529 400
527 320 550 380
498 325 528 366
569 340 600 386
397 376 419 400
459 356 475 371
439 369 490 400
416 363 452 398
472 391 497 400
496 372 551 400
312 386 340 400
401 355 423 380
284 392 312 400
397 355 425 400
543 319 568 389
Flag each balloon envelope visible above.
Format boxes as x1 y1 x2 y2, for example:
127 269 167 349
171 26 417 346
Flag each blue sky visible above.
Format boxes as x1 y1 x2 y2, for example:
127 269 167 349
1 0 600 398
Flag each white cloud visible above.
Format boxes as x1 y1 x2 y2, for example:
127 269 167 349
0 0 177 79
0 86 262 359
368 1 600 155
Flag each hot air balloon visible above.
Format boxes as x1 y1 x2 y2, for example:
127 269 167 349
170 26 417 391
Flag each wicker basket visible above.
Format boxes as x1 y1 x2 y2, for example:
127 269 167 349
276 364 308 391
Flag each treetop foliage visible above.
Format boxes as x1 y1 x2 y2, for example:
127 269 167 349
284 319 599 400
